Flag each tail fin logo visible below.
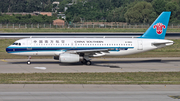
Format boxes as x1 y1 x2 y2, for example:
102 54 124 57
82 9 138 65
153 23 166 35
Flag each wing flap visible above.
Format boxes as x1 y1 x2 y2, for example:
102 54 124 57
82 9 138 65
66 49 110 54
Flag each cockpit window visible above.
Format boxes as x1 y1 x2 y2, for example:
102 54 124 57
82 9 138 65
12 43 17 45
12 43 21 46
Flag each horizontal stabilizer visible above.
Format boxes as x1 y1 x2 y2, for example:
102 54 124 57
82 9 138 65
152 40 174 46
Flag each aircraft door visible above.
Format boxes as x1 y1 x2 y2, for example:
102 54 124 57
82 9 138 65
27 39 32 50
137 40 143 50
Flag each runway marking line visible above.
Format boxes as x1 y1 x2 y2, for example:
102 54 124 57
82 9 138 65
34 67 47 70
1 59 7 62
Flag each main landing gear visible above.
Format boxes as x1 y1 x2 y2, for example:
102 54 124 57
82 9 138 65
80 54 92 65
81 59 92 65
27 56 31 65
86 61 91 65
81 55 92 65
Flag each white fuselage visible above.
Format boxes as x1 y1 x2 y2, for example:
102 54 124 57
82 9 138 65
6 38 173 57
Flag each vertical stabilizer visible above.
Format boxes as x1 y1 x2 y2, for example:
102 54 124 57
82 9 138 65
138 12 171 39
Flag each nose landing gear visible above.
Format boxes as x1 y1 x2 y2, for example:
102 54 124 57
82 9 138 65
27 56 31 65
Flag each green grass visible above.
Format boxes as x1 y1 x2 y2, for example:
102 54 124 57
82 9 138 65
1 39 180 59
0 28 180 32
0 72 180 84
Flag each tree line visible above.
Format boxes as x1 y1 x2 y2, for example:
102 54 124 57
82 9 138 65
0 0 180 24
0 14 57 24
65 0 180 24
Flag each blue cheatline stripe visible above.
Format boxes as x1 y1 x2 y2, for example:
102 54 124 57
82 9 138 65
7 46 134 49
8 50 125 54
6 47 134 53
8 50 66 53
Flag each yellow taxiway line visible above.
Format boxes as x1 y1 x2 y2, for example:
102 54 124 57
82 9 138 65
1 59 7 62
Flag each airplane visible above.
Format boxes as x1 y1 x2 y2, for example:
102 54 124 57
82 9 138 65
6 11 173 65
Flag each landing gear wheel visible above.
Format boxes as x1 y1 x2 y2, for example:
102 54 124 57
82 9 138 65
27 56 31 65
27 61 31 65
81 59 87 64
86 61 91 65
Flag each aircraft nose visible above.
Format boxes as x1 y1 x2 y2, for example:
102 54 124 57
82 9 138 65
6 46 13 53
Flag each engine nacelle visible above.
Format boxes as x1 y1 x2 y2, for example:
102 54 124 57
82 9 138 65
59 54 81 63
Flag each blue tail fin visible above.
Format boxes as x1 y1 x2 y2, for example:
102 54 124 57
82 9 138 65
138 11 171 39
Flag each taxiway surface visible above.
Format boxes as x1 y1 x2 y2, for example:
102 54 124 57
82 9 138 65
0 84 179 101
1 58 180 73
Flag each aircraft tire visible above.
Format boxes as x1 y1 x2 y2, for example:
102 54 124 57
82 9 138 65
81 59 87 64
86 61 91 65
27 61 31 65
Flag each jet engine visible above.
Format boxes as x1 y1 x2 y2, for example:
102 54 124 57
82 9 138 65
54 53 82 63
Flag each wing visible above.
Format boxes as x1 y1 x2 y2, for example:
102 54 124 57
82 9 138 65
65 48 113 57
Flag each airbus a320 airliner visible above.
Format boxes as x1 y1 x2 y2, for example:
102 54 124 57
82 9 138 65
6 12 173 65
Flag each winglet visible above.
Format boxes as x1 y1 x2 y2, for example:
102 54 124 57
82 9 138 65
138 11 171 39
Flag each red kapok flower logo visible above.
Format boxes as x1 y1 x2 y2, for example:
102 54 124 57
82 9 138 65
153 23 166 35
